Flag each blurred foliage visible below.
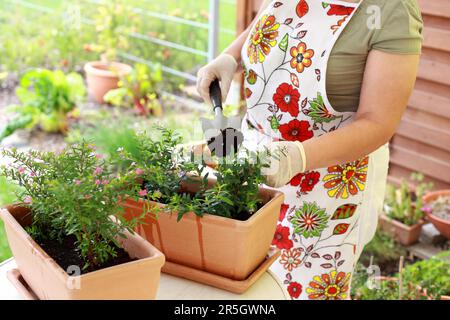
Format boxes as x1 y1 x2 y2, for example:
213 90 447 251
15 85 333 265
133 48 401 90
0 69 86 141
0 0 236 90
104 63 163 116
384 173 433 226
0 176 20 262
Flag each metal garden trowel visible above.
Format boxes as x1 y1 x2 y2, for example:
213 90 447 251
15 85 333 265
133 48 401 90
201 79 243 158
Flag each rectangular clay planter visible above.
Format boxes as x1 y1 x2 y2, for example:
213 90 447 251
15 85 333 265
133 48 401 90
379 213 426 246
123 180 284 281
0 204 165 300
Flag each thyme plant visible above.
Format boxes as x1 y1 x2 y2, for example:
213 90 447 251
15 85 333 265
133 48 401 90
1 143 141 269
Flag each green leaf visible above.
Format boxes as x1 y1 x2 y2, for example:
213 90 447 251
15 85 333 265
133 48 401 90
278 33 289 52
331 204 357 220
270 116 280 130
333 223 350 235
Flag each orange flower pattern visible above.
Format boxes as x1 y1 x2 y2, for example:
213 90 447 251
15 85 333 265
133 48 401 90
306 271 351 300
323 157 368 199
247 15 280 64
290 42 314 73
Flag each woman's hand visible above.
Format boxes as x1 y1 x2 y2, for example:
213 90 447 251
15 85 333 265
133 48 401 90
262 141 306 188
196 54 238 103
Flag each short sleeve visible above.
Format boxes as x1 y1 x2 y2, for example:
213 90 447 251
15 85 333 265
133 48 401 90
371 0 423 54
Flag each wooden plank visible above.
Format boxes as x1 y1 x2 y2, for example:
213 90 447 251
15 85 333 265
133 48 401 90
390 144 450 182
423 26 450 52
408 90 450 119
396 117 450 152
418 0 450 19
404 108 450 132
392 135 450 163
417 59 450 86
388 163 450 190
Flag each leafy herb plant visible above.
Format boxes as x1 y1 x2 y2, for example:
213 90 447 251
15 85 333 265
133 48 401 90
120 126 268 221
104 63 163 116
0 69 85 141
1 143 141 270
384 173 433 226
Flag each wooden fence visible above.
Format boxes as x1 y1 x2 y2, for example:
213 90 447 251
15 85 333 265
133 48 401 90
236 0 450 189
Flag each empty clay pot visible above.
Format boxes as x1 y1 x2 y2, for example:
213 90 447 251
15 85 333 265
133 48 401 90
378 213 426 246
0 205 165 300
423 190 450 240
84 61 132 103
123 180 284 281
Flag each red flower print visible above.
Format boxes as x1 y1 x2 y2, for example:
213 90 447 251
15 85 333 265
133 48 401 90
300 171 320 193
279 203 289 221
287 282 303 299
290 42 314 73
290 173 304 187
272 224 293 250
279 119 313 142
273 83 300 117
327 4 355 16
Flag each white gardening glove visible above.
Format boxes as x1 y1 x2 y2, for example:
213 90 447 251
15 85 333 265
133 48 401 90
261 141 307 188
196 53 238 103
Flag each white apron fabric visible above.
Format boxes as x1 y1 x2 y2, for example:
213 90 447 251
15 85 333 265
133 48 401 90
240 0 389 300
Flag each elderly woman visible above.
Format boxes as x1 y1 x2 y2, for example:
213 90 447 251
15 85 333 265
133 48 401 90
196 0 423 300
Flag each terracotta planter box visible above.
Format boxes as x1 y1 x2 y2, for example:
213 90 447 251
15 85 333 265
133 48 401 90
84 61 132 103
0 205 165 300
423 190 450 240
123 180 284 281
379 213 426 246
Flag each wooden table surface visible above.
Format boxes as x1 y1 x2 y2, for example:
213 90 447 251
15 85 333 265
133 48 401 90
0 258 289 300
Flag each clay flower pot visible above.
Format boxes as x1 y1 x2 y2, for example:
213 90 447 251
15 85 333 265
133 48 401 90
423 190 450 240
379 213 426 246
0 205 165 300
84 61 132 103
123 179 284 281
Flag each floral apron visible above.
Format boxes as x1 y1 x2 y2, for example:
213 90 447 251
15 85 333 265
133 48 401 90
240 0 389 300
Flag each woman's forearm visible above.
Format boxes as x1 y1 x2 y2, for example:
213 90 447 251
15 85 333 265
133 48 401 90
302 117 391 170
223 0 272 64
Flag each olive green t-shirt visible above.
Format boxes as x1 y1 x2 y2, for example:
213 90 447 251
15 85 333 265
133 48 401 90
327 0 424 112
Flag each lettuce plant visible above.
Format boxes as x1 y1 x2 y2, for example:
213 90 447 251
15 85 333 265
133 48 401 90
1 143 141 269
0 69 86 141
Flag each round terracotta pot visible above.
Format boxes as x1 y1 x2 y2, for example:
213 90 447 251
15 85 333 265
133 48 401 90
423 190 450 240
84 61 132 103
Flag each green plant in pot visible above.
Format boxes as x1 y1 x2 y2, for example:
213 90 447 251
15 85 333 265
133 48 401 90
0 144 164 300
380 173 433 246
104 63 163 116
0 69 85 142
120 126 285 286
84 0 136 103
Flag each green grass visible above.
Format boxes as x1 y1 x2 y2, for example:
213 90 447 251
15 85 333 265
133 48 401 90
0 176 19 262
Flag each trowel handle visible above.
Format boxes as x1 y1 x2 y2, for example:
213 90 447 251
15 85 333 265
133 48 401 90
209 79 222 114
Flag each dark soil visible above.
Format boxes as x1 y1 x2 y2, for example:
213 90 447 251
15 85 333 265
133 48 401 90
35 235 136 275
